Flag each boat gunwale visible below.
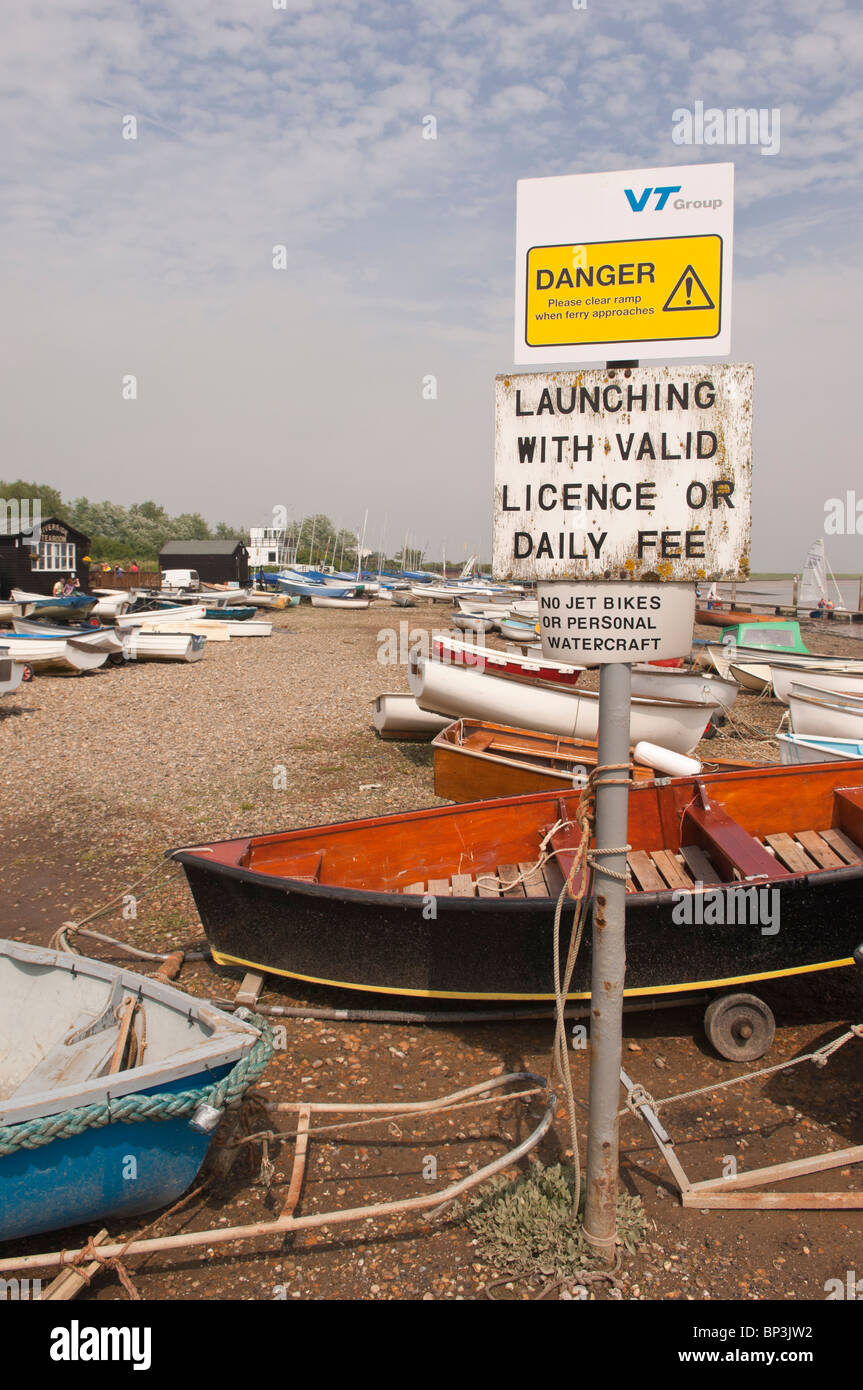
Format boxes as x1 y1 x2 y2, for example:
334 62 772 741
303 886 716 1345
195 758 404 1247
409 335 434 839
172 845 863 907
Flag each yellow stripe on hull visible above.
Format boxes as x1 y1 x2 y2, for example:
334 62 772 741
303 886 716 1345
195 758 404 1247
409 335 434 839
210 950 855 1003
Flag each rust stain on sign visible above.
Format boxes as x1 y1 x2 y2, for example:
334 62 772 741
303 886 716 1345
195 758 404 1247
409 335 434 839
492 363 753 583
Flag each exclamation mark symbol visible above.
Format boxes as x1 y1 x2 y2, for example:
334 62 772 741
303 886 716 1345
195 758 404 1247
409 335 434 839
685 274 693 305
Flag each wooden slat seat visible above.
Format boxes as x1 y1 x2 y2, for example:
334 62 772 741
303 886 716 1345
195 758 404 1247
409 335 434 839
627 851 666 893
763 833 818 874
819 828 863 865
397 816 863 904
451 873 476 897
520 862 548 897
498 864 526 897
794 831 844 869
542 859 567 897
650 849 693 890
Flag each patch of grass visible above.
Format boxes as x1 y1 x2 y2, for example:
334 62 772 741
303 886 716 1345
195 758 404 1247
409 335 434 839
465 1161 649 1279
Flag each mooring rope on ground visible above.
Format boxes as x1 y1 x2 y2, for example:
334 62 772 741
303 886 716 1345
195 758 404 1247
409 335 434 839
50 857 209 964
621 1024 863 1120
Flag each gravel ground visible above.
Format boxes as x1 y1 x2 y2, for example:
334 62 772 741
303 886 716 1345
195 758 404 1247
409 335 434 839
1 600 861 1303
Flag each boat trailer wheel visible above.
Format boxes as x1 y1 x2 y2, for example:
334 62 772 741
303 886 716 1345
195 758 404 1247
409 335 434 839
704 992 775 1062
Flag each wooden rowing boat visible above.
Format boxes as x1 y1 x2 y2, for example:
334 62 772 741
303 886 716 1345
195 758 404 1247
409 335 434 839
431 718 764 800
696 607 781 627
173 762 863 1013
11 591 99 624
433 720 656 797
310 595 371 609
12 616 127 654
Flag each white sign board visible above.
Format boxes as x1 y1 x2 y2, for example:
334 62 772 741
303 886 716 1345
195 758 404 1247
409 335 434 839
537 582 695 665
493 363 753 583
515 163 733 363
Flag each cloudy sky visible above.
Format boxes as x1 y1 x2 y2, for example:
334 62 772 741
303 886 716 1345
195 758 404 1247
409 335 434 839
1 0 861 569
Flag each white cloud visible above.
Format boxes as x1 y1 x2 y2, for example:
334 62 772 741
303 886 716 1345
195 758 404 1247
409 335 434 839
0 0 859 563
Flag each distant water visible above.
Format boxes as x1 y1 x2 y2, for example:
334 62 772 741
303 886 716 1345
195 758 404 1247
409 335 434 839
715 577 862 610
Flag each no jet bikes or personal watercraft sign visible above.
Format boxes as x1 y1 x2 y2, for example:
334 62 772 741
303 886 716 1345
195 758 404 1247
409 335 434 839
515 163 733 362
492 363 753 586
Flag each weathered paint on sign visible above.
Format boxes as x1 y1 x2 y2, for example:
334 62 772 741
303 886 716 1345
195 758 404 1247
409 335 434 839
492 364 753 583
537 582 695 664
515 163 733 363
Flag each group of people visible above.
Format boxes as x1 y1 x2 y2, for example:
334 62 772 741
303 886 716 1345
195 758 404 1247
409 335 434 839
98 562 140 578
51 574 82 597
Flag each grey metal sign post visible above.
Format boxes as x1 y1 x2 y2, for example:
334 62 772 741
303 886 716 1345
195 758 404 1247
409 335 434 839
582 657 631 1255
581 361 635 1257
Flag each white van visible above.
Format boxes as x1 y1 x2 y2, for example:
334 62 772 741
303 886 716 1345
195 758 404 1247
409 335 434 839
160 569 200 592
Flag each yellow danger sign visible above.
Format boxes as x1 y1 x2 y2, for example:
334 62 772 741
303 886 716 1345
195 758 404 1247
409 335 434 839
525 234 722 348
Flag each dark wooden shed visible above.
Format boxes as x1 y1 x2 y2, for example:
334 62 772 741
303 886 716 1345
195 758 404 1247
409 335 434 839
158 540 250 586
0 515 92 598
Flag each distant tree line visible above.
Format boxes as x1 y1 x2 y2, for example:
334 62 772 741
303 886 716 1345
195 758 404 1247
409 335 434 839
0 480 245 564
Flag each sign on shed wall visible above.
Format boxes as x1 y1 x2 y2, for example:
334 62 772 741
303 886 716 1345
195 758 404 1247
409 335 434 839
515 163 733 363
493 363 753 583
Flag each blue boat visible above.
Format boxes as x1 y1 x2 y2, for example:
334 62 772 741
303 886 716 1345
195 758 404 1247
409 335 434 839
0 940 270 1242
272 571 361 600
19 593 98 624
778 733 863 765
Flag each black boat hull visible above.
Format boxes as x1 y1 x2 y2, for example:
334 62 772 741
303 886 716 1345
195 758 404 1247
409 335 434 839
179 857 860 1001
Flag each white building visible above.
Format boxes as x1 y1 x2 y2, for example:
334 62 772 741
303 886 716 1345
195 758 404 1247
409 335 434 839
248 525 291 569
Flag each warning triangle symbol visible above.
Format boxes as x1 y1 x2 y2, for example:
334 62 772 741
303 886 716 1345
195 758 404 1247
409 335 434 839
663 264 715 312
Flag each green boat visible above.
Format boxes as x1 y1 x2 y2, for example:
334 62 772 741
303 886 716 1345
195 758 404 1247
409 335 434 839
714 620 809 654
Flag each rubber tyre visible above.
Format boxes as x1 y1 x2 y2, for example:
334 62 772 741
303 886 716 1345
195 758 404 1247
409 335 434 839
704 992 775 1062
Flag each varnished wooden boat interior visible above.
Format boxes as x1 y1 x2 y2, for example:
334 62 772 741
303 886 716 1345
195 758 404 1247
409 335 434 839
431 718 765 802
195 762 863 900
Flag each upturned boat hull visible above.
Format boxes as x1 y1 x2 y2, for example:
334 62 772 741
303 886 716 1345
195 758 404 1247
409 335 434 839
414 656 717 755
372 693 452 740
174 763 863 1002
